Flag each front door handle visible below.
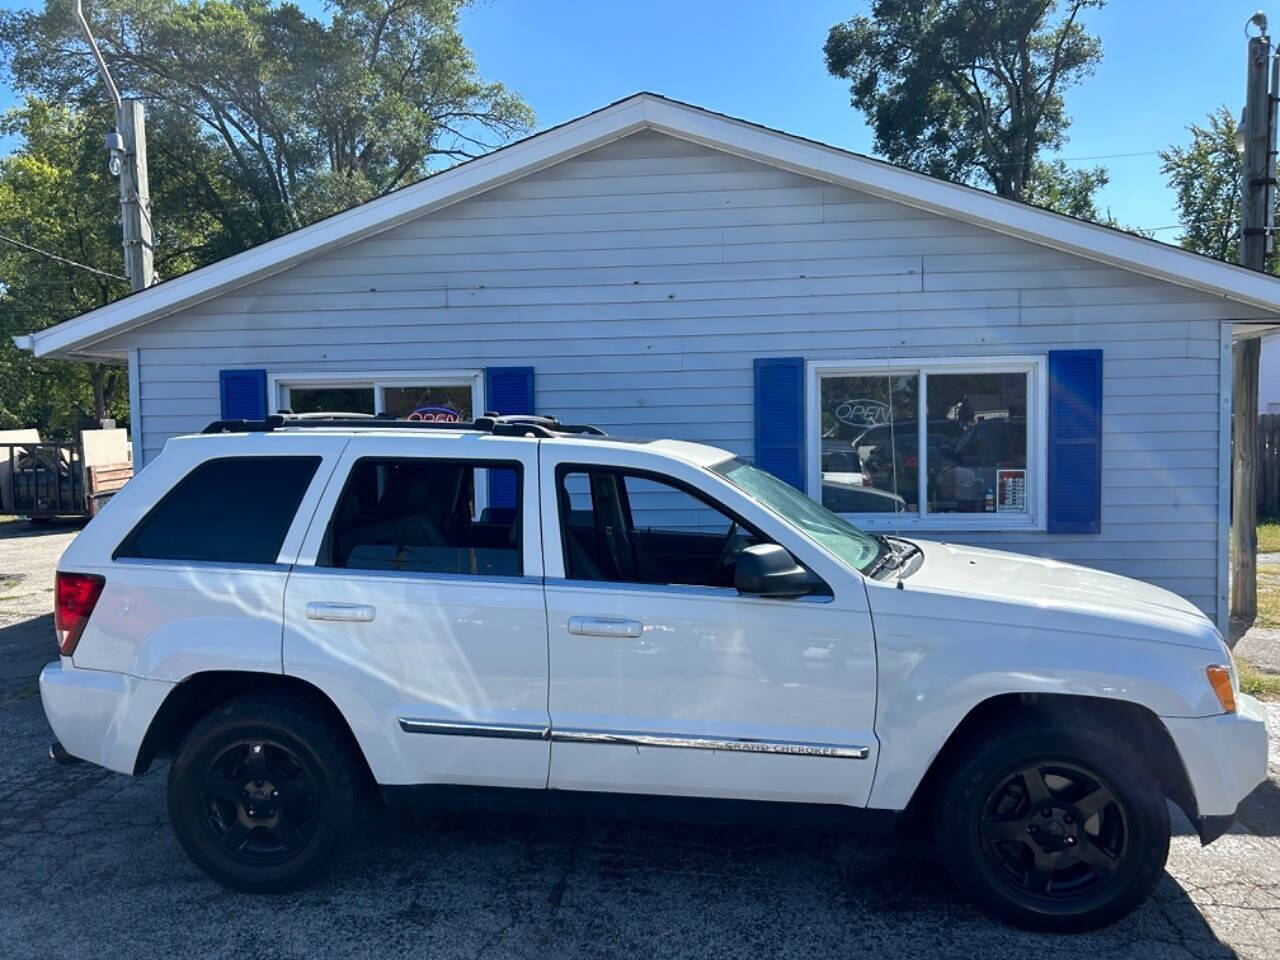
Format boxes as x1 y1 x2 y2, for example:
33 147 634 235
568 616 643 638
306 602 376 622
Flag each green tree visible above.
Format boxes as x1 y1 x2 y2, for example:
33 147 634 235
824 0 1106 212
0 100 235 435
0 0 534 239
1159 106 1247 265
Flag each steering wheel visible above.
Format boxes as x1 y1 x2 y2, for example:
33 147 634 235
714 521 746 576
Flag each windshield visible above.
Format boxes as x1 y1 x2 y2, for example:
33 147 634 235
710 457 886 574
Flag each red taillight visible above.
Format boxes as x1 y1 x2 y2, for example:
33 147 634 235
54 572 105 657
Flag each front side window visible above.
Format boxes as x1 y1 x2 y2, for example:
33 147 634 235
322 458 521 577
116 456 320 563
558 467 766 588
815 360 1037 525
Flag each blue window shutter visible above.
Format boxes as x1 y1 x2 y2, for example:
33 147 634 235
484 367 534 509
1047 350 1103 534
754 357 805 490
219 369 267 420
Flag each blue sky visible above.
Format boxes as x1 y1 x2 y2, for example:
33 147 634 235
0 0 1269 237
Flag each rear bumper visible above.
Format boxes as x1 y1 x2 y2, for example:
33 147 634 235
39 660 173 775
1163 693 1270 840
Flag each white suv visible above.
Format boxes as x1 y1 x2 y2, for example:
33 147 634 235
40 414 1268 930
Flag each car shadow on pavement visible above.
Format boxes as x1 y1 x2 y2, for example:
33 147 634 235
308 805 1241 959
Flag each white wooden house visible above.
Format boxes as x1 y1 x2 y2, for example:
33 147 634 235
20 93 1280 632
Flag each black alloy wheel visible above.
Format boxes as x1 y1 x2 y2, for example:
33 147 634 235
198 738 318 864
978 761 1128 901
168 694 362 892
932 715 1170 931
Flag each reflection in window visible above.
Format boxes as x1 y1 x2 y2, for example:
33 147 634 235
926 374 1027 514
287 387 375 415
819 374 916 513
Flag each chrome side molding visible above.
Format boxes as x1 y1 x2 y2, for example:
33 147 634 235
397 718 549 740
551 728 869 759
398 718 869 759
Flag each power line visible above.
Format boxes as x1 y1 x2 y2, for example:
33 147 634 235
0 232 127 281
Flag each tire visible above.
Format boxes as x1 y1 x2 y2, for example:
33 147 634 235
932 714 1170 932
167 694 362 893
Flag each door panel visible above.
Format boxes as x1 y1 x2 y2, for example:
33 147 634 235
283 436 549 788
545 581 878 805
539 442 880 807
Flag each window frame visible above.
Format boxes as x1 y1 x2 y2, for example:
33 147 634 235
268 369 484 424
553 462 832 594
317 454 525 580
805 356 1048 532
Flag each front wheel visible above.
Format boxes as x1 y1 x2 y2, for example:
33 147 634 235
933 718 1170 931
167 694 362 892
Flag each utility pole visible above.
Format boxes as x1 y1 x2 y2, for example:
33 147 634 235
1231 16 1276 622
74 0 153 293
116 101 154 293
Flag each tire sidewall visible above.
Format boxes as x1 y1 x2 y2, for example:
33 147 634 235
167 698 356 893
935 723 1170 932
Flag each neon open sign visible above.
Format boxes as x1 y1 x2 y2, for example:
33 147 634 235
406 406 461 422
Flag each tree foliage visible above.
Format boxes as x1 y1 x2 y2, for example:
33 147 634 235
824 0 1106 211
1159 106 1248 265
0 100 237 435
1 0 534 238
0 0 532 439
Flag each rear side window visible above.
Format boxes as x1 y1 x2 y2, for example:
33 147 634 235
115 457 320 564
320 458 522 578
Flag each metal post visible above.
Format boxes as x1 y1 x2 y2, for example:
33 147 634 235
1231 29 1272 622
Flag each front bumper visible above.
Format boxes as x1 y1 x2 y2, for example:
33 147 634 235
1163 693 1270 843
39 659 174 775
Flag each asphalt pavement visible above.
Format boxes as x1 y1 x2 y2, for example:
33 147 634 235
2 520 1279 960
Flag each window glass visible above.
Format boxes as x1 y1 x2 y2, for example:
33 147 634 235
819 373 916 513
323 458 521 577
558 468 762 588
381 385 473 421
286 386 375 415
116 457 319 563
926 373 1028 514
711 458 884 574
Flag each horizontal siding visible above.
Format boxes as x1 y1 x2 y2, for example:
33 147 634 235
107 130 1280 625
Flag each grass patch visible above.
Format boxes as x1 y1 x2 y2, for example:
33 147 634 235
1260 520 1280 554
1238 657 1280 700
1256 565 1280 628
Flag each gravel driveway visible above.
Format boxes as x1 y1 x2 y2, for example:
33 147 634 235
2 521 1279 959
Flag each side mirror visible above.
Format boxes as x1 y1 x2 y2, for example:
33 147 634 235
734 543 818 599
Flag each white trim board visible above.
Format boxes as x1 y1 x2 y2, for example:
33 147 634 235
20 92 1280 361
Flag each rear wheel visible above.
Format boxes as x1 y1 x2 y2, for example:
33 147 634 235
167 695 361 892
933 718 1170 931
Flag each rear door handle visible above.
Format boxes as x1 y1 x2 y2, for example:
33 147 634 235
306 602 376 622
568 616 643 638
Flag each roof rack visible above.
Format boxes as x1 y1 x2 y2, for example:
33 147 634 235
201 412 608 439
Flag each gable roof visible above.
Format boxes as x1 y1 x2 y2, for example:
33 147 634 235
20 92 1280 360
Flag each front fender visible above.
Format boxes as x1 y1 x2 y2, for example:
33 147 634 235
865 585 1228 811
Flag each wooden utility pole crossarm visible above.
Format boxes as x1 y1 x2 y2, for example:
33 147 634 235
1231 28 1273 623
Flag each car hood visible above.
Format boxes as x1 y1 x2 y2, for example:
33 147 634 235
894 539 1222 651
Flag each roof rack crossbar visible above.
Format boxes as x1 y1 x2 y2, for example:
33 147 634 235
201 412 607 439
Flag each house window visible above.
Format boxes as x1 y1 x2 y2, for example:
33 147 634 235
808 358 1045 530
272 372 483 423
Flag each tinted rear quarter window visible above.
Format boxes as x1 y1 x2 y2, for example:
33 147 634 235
115 456 320 563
